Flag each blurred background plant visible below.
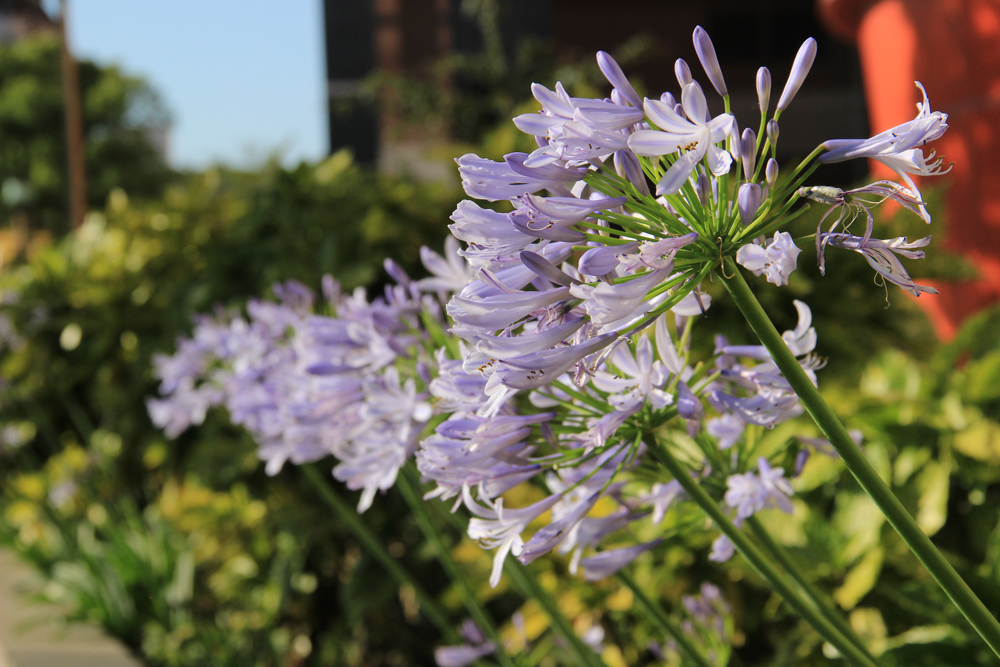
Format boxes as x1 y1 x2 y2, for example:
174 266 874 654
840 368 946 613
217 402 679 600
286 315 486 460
0 34 172 237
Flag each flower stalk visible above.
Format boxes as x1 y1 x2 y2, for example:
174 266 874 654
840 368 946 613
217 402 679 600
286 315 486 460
745 516 878 664
300 464 459 641
648 436 883 667
397 468 519 667
719 257 1000 658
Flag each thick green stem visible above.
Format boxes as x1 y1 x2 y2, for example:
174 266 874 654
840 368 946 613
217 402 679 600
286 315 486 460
615 571 714 667
719 258 1000 657
397 470 518 667
648 439 882 667
745 516 879 664
300 464 458 641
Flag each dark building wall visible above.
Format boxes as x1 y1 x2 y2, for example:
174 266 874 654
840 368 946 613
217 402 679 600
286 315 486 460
324 0 378 164
324 0 868 182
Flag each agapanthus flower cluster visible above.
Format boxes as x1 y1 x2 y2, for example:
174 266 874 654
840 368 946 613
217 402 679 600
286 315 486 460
149 26 952 656
148 248 454 511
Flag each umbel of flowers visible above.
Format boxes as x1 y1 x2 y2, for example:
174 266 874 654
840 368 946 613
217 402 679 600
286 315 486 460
148 25 1000 667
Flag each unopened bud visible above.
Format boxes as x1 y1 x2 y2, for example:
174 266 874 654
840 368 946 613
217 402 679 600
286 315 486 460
766 119 779 145
614 150 650 197
695 173 712 207
777 38 817 112
674 58 693 88
597 51 642 108
756 67 771 114
692 26 727 97
741 128 757 181
738 183 764 226
765 158 779 189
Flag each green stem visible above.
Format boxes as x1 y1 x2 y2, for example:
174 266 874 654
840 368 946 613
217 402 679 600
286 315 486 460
300 464 459 641
397 469 519 667
719 258 1000 658
504 562 608 667
615 571 714 667
745 516 879 665
648 438 882 667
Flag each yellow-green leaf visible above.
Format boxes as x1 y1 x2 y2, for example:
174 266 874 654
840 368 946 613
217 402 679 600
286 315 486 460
916 460 951 536
835 547 884 610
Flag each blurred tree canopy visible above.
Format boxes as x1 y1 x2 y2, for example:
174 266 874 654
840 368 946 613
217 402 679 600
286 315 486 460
0 35 172 234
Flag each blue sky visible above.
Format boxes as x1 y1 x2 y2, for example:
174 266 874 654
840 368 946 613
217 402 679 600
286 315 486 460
64 0 327 170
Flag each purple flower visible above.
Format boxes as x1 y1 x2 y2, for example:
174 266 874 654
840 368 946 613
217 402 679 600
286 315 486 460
464 487 563 587
628 84 735 194
580 539 662 580
447 285 571 331
593 336 673 411
756 67 771 114
724 457 794 521
818 209 938 297
737 183 764 226
518 492 602 565
706 415 745 450
709 535 735 562
820 82 949 220
736 231 801 286
456 153 575 201
435 640 496 667
495 332 619 390
570 269 672 328
417 237 474 294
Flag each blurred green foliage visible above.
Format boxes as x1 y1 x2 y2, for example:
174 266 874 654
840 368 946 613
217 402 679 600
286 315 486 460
0 35 172 234
0 153 452 479
0 148 459 664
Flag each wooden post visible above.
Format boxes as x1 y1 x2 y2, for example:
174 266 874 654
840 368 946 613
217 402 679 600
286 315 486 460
58 0 87 229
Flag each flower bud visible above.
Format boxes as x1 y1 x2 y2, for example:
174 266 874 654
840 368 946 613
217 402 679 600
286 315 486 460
765 158 779 189
597 51 642 108
677 381 704 419
756 67 771 114
695 173 712 207
766 119 779 145
674 58 693 88
738 183 764 226
384 258 409 285
520 250 577 287
777 38 817 112
741 128 757 181
794 449 811 477
614 150 650 197
692 26 727 96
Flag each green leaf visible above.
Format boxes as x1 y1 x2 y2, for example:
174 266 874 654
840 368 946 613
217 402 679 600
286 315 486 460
953 420 1000 463
916 460 951 536
835 547 884 610
963 350 1000 403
